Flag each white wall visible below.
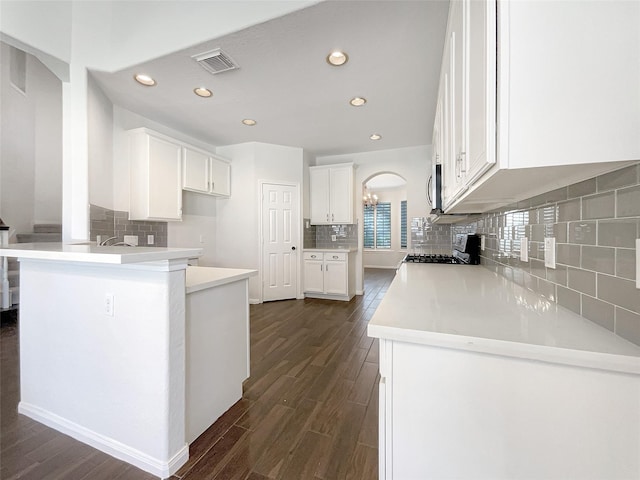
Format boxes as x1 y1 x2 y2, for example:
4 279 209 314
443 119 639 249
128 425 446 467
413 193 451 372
0 1 72 81
0 42 62 238
0 0 317 242
88 74 114 210
216 142 304 302
316 145 431 293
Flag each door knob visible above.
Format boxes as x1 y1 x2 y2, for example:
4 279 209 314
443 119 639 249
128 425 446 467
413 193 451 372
291 246 296 250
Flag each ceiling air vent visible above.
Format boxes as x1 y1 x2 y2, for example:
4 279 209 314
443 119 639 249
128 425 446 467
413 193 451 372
192 48 239 75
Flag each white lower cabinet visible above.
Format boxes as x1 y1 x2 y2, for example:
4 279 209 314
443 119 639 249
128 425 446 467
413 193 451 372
378 338 639 479
303 250 355 301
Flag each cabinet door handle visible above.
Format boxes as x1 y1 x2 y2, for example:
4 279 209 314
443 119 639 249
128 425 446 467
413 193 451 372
326 213 329 222
331 213 334 222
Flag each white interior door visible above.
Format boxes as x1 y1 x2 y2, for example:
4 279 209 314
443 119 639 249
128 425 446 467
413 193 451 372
262 183 299 301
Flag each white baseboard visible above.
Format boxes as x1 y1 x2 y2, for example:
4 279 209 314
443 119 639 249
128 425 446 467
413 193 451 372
363 265 399 269
18 402 188 479
356 289 364 295
249 298 261 304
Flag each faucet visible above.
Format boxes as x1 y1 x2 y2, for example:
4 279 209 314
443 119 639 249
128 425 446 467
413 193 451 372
99 236 118 246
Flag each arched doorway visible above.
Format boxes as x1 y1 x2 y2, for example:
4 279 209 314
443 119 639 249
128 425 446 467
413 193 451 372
361 173 407 276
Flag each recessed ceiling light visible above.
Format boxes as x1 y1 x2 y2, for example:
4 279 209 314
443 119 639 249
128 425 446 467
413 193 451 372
242 119 257 126
326 51 348 66
370 134 382 140
194 87 212 98
134 74 156 86
350 97 367 107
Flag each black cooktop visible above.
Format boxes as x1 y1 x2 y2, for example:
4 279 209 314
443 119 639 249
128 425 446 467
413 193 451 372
404 254 462 264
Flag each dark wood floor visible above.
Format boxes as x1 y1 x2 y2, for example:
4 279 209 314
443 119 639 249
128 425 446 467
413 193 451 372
0 268 396 480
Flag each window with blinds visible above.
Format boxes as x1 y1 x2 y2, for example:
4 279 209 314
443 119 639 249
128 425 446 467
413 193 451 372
363 202 391 249
400 200 407 248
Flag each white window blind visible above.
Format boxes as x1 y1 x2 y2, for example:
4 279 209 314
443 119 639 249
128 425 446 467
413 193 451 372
364 202 391 249
400 200 407 249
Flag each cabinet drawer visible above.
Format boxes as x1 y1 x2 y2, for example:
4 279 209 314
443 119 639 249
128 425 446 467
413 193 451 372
304 252 324 261
325 252 346 261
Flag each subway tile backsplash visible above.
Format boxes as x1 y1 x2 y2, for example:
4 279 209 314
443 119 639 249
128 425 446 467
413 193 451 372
314 224 358 249
90 204 167 247
457 162 640 346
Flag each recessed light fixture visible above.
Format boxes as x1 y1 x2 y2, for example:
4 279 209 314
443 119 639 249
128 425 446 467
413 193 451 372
194 87 212 98
370 134 382 140
242 119 257 126
134 74 156 86
350 97 367 107
326 51 348 66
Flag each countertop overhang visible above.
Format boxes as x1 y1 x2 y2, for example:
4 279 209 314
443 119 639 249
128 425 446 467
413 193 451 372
0 243 203 264
186 266 257 294
368 263 640 374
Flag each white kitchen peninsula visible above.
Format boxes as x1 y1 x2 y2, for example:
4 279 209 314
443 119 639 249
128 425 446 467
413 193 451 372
0 243 255 479
368 263 640 480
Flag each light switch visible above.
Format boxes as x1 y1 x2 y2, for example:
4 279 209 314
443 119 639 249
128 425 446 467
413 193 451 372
544 237 556 269
520 237 528 262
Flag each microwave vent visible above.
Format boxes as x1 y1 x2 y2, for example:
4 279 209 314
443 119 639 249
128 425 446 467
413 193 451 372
192 48 239 75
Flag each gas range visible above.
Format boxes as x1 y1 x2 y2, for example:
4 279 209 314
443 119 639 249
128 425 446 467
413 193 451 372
404 254 462 264
404 234 481 265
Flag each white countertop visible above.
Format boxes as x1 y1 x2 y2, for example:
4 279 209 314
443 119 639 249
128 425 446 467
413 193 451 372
0 243 203 264
185 266 257 294
304 247 357 253
368 263 640 374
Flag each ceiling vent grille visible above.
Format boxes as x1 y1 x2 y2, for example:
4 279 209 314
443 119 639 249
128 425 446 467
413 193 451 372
192 48 239 75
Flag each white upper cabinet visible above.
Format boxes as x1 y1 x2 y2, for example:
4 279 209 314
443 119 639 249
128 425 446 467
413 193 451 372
129 128 183 221
309 164 354 225
436 0 639 214
209 156 231 197
183 148 209 193
183 147 231 197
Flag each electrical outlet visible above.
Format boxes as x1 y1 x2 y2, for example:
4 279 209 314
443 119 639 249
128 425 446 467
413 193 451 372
105 293 114 316
636 239 639 289
147 235 154 245
331 235 337 242
520 237 528 262
481 235 486 251
544 237 556 269
124 235 138 246
199 235 205 244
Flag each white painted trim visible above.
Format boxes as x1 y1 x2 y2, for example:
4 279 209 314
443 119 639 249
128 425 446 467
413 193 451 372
356 289 364 295
18 402 189 478
249 298 261 304
363 265 399 270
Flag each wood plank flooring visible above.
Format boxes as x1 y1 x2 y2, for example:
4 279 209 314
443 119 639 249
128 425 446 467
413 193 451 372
0 268 396 479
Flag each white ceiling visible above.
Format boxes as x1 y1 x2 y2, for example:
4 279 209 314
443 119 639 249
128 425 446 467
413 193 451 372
91 0 449 157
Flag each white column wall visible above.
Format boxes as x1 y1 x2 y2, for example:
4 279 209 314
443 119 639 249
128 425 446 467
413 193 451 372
18 258 189 477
